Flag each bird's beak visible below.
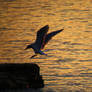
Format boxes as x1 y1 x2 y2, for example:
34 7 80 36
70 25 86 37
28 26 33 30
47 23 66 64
24 47 28 50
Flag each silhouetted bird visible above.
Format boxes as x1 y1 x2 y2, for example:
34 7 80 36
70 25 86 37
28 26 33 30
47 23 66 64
25 25 64 58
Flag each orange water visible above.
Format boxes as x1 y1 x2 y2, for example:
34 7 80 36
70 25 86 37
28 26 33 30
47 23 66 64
0 0 92 91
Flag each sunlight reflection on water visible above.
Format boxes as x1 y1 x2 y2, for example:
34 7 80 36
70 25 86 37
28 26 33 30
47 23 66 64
0 0 92 91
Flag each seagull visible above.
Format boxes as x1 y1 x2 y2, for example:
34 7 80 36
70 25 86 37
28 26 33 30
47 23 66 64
25 25 64 58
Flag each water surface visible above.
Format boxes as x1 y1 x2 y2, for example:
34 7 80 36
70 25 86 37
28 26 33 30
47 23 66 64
0 0 92 91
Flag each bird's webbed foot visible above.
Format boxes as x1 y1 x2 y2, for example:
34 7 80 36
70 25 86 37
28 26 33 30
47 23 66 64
30 54 37 59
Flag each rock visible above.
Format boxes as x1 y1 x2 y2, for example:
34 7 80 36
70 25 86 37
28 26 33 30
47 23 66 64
0 63 44 90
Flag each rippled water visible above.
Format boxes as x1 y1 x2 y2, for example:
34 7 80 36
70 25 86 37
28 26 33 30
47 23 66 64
0 0 92 91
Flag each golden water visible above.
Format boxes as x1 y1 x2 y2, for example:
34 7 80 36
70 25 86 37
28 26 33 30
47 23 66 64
0 0 92 91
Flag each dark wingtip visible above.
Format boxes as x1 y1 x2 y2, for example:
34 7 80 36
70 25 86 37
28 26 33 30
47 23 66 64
43 25 49 29
45 25 49 27
57 29 64 33
60 29 64 31
40 25 49 32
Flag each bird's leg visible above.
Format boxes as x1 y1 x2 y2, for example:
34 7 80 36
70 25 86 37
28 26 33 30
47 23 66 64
39 50 47 56
30 54 37 58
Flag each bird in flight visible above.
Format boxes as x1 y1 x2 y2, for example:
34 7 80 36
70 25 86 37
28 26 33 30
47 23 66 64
25 25 64 58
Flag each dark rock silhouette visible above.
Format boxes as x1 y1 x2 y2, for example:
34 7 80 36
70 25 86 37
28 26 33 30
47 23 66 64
0 63 44 90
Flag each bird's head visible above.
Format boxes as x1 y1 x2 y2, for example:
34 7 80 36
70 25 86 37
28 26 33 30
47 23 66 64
25 45 32 50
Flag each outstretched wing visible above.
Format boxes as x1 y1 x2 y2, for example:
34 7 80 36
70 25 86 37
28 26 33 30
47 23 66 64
35 25 49 49
41 29 64 49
